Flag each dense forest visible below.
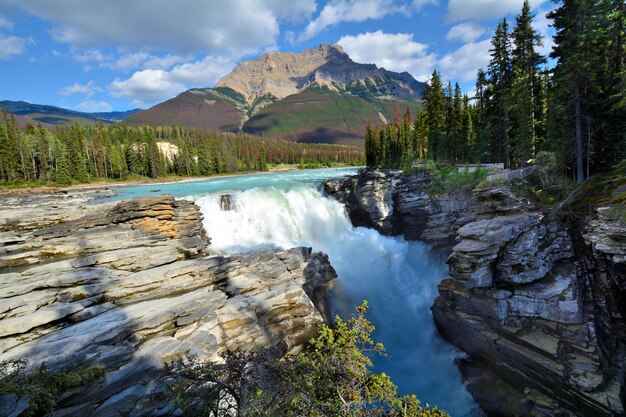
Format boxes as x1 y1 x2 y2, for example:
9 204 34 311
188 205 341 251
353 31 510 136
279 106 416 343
366 0 625 183
0 114 364 185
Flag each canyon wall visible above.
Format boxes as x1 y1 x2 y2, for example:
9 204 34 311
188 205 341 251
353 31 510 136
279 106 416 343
324 169 625 417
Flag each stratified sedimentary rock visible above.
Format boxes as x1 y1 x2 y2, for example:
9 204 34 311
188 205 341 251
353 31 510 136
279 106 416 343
0 190 337 416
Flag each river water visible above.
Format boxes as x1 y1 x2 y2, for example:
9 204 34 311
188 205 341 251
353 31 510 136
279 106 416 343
110 168 480 416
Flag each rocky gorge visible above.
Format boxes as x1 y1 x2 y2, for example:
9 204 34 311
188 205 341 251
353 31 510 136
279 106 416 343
324 169 625 417
0 189 337 416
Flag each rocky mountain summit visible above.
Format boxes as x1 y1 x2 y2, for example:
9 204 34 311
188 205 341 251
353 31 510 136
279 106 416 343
127 43 423 145
0 190 336 416
216 43 422 106
324 169 625 417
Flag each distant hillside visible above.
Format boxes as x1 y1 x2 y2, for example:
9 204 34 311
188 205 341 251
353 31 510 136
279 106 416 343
128 43 424 145
0 100 142 126
125 88 244 132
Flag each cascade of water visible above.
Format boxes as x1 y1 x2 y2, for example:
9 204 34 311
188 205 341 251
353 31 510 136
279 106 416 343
194 184 480 417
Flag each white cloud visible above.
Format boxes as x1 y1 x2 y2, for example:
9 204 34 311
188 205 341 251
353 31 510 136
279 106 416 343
109 69 186 106
9 0 314 55
0 34 28 60
142 54 186 71
0 15 13 30
447 0 547 22
438 38 491 82
75 100 112 112
169 56 237 85
264 0 317 23
107 54 237 105
301 0 410 41
338 30 436 81
73 49 106 63
60 80 102 97
446 22 486 42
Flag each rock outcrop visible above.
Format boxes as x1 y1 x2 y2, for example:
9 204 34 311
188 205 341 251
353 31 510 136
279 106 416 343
0 190 337 416
323 169 625 416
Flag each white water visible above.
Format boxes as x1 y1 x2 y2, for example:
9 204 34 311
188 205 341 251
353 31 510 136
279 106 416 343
195 184 480 416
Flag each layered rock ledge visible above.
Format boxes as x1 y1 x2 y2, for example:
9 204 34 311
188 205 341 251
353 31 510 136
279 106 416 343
0 190 336 416
324 169 625 417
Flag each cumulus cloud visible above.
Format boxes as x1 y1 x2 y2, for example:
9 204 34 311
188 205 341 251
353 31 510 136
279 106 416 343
75 100 112 112
109 69 186 105
107 54 237 105
338 30 436 81
264 0 317 23
447 0 547 22
60 80 102 97
438 38 491 82
0 34 29 60
301 0 411 41
9 0 315 55
446 22 486 42
168 56 237 85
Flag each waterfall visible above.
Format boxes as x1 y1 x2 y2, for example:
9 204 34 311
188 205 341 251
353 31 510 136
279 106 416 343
194 184 480 417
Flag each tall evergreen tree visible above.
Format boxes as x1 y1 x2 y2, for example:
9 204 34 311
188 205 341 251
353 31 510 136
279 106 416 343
488 18 513 166
510 0 546 166
548 1 594 182
425 70 445 161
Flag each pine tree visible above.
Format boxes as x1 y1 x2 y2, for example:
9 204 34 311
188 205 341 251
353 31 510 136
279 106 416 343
548 1 594 182
451 82 463 162
474 69 491 162
510 0 546 167
425 70 445 162
0 109 22 182
488 18 513 167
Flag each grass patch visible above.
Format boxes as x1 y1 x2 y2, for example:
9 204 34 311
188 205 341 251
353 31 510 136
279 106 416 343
404 163 488 194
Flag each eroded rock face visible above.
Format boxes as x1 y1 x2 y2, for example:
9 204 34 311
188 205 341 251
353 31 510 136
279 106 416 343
324 169 625 417
0 190 337 416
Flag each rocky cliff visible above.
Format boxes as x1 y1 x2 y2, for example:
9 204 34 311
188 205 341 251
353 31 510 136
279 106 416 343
0 190 336 416
324 169 625 416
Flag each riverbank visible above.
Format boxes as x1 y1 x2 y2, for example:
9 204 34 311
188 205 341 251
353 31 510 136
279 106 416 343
0 164 362 197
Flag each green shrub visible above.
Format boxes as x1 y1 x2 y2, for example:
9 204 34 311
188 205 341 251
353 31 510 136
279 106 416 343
0 360 105 417
535 151 558 189
166 302 448 417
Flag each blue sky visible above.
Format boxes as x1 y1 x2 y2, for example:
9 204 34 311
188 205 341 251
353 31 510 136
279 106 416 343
0 0 555 112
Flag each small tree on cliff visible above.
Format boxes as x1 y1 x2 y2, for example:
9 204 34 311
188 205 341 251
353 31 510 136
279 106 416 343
166 302 449 417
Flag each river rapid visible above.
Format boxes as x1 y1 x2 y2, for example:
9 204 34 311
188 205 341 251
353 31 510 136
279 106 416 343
111 168 480 416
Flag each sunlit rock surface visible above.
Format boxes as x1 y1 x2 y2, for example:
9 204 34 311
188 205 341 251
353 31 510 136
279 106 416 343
0 190 336 416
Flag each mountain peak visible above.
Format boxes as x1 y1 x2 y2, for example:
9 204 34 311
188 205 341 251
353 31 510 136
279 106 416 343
215 43 420 105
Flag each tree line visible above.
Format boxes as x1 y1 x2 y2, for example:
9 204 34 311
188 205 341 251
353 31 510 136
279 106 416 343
0 113 364 185
366 0 625 184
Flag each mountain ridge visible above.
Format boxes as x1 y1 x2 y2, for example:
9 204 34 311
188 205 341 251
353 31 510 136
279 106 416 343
0 100 142 126
127 43 424 146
